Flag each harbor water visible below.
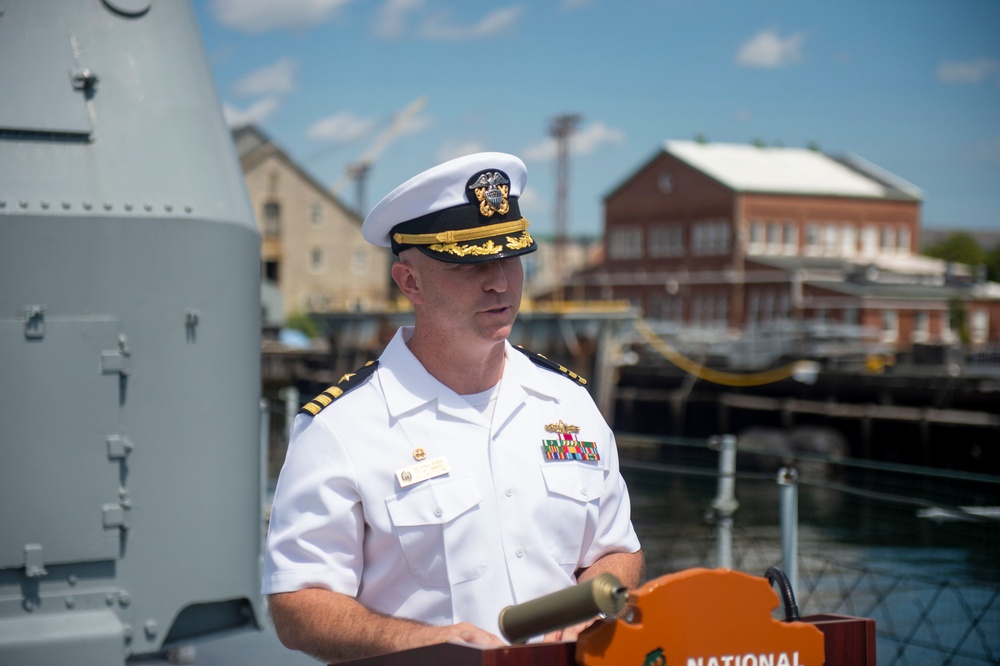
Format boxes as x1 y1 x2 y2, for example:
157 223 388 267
619 433 1000 666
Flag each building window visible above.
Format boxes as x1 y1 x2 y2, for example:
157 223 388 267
352 248 370 275
881 227 895 252
897 227 911 255
716 296 728 328
650 223 683 257
971 310 989 344
843 307 859 326
609 227 643 259
694 220 730 256
913 311 929 343
263 260 280 283
309 248 324 273
806 223 821 255
823 224 839 255
263 201 281 237
861 227 878 256
748 221 765 253
766 223 781 253
881 310 899 343
841 226 857 257
310 202 323 227
783 223 798 254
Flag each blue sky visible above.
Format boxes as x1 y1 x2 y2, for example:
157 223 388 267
194 0 1000 240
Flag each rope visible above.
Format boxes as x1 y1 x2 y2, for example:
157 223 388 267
632 318 812 387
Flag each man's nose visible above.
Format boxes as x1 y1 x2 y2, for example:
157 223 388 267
482 260 509 292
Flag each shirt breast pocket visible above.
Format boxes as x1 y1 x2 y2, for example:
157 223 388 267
540 463 605 567
385 475 487 588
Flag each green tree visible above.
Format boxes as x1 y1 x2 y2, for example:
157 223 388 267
922 232 987 266
285 311 319 339
986 242 1000 282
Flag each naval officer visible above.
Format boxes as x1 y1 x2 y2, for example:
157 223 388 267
263 152 643 663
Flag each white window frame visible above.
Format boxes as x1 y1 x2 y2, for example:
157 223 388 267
861 227 878 256
881 309 899 343
971 310 989 344
912 311 929 343
783 223 798 255
841 226 857 257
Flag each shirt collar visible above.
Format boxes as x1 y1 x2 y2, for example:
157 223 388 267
377 327 564 422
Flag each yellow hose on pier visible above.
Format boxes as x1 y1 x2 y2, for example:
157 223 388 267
632 318 817 387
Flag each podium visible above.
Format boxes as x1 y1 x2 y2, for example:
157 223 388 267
339 570 877 666
338 614 874 666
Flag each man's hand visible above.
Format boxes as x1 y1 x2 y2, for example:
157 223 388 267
430 622 508 649
540 550 646 644
541 617 598 643
269 589 504 663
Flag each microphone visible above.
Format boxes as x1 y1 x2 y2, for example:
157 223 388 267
498 573 628 644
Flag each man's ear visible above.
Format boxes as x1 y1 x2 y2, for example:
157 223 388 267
391 260 423 305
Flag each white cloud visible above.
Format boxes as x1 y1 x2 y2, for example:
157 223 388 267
736 29 806 69
306 111 377 143
417 6 522 41
522 121 625 161
374 0 423 39
233 57 298 97
211 0 355 33
517 185 546 212
372 2 523 41
968 136 1000 164
937 58 1000 85
223 97 281 127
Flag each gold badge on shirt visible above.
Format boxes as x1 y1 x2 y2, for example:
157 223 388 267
396 456 451 488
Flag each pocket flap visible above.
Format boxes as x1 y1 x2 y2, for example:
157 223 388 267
540 464 605 502
386 476 482 527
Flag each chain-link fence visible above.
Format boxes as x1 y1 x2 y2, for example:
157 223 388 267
619 434 1000 666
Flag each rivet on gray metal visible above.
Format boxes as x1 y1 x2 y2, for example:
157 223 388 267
107 435 134 460
23 305 45 340
24 544 47 579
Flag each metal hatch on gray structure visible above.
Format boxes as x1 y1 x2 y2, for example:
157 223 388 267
0 1 265 664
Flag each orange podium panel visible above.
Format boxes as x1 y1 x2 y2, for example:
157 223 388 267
577 568 826 666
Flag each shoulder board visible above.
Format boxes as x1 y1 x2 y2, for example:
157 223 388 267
514 345 587 386
299 360 379 416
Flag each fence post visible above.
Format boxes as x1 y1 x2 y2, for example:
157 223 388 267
777 466 799 595
279 385 300 440
710 434 739 569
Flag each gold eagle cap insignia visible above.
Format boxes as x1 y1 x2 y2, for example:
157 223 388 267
468 171 510 217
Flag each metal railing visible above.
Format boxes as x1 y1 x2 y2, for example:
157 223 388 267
618 433 1000 666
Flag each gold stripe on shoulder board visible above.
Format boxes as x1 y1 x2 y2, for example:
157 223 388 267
513 345 587 386
299 360 379 416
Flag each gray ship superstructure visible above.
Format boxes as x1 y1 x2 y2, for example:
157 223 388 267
1 1 264 663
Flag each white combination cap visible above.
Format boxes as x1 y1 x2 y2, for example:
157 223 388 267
362 152 536 264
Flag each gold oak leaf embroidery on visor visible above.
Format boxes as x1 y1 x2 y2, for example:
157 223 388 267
427 231 535 257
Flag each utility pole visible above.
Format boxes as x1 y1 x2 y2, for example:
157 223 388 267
550 114 581 301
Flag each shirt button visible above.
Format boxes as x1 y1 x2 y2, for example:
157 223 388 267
581 487 588 497
515 547 525 558
433 507 443 517
505 488 513 497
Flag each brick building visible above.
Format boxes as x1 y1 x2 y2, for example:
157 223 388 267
569 141 1000 348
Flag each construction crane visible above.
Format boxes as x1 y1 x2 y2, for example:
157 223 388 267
332 95 429 215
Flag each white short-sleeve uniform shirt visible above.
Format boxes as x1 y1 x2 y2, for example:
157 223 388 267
263 327 640 638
